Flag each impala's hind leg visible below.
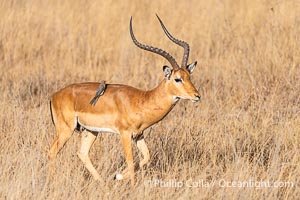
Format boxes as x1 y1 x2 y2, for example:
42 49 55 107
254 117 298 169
77 131 100 180
48 99 75 161
48 124 73 160
48 125 73 179
48 99 74 178
48 123 73 178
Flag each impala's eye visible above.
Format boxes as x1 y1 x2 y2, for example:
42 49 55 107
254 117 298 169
174 78 182 83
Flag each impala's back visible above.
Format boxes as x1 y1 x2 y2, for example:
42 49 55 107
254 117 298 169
51 82 145 134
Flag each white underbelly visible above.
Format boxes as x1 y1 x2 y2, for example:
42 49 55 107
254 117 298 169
77 119 117 134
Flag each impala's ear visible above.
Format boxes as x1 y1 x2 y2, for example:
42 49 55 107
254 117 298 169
163 66 172 79
186 61 197 74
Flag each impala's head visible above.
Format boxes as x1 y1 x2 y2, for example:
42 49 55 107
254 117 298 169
163 62 200 102
130 15 200 102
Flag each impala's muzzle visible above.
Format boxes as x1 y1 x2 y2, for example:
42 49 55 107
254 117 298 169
192 94 201 102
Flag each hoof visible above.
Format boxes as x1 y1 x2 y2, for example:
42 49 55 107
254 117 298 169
114 173 123 180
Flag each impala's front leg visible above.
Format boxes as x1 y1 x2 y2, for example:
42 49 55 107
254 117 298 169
115 131 135 185
135 134 150 169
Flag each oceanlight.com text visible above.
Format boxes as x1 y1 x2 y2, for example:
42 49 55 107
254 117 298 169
144 179 295 188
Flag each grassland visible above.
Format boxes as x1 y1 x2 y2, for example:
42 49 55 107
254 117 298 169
0 0 299 199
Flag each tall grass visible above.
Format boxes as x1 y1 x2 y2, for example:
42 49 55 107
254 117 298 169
0 0 299 199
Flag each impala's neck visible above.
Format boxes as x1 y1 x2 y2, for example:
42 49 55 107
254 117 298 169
141 79 178 124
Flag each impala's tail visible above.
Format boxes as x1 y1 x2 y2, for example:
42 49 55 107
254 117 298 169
50 100 55 126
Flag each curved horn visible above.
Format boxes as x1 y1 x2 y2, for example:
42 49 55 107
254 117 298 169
130 17 180 70
156 14 190 68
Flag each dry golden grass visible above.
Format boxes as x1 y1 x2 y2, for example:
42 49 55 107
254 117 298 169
0 0 299 199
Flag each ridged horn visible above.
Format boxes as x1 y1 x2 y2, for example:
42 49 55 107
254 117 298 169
130 17 180 70
156 14 190 68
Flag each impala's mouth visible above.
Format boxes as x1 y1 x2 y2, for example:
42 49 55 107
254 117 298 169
191 96 201 102
175 95 200 102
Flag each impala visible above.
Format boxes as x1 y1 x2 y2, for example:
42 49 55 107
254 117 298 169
48 15 200 184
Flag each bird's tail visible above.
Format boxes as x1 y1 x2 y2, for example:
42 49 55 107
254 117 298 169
90 96 100 106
